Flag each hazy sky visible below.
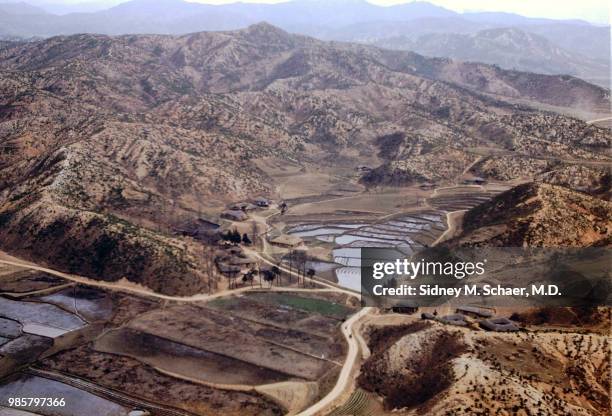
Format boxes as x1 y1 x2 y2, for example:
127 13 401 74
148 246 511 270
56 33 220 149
184 0 610 24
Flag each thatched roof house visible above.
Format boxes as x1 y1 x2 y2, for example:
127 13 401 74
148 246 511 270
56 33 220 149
254 197 271 207
269 234 302 248
227 256 257 267
391 306 419 314
421 312 436 320
229 202 258 212
419 182 436 190
456 306 494 318
479 317 519 332
217 263 241 275
221 210 248 222
439 314 468 326
175 218 220 242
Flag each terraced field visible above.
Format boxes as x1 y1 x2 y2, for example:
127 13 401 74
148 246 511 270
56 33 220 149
38 287 114 322
95 327 290 385
92 291 353 391
428 188 500 211
328 388 380 416
287 212 446 253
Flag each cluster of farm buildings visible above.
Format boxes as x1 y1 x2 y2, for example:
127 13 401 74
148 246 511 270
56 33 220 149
392 305 519 332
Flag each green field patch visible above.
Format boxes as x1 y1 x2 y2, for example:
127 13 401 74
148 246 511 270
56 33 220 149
207 296 242 309
247 292 351 319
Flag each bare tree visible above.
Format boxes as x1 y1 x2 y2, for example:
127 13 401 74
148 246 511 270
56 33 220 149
242 269 256 287
262 269 275 288
228 270 239 289
306 268 315 287
286 251 294 284
157 203 165 233
201 244 217 294
201 245 208 292
292 250 307 287
271 265 281 286
256 262 262 288
301 254 307 287
251 220 259 249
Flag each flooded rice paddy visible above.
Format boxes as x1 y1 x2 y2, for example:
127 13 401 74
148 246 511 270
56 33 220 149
286 211 446 290
0 297 85 336
284 187 501 290
39 287 113 322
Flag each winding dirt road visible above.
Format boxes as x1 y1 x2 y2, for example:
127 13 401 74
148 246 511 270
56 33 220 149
0 176 476 416
0 255 247 302
0 252 354 303
295 307 372 416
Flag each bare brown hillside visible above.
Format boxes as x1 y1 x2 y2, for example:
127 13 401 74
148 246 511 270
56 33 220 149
357 322 610 415
451 183 612 247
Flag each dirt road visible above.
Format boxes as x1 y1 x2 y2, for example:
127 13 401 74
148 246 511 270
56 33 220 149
462 156 484 175
0 255 252 302
1 250 369 416
295 307 372 416
431 210 466 246
0 253 355 303
431 185 482 198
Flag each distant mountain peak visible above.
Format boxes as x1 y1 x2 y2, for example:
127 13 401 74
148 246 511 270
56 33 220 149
242 22 295 43
0 1 48 15
246 21 285 32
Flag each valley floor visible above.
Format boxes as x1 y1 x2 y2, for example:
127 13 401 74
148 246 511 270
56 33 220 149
0 163 609 416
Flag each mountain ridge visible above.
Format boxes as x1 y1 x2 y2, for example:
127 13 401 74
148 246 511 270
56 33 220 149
1 0 608 87
370 27 609 87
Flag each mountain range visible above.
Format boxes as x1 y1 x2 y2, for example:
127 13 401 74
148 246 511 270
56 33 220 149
0 0 609 87
0 23 609 293
370 27 609 87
